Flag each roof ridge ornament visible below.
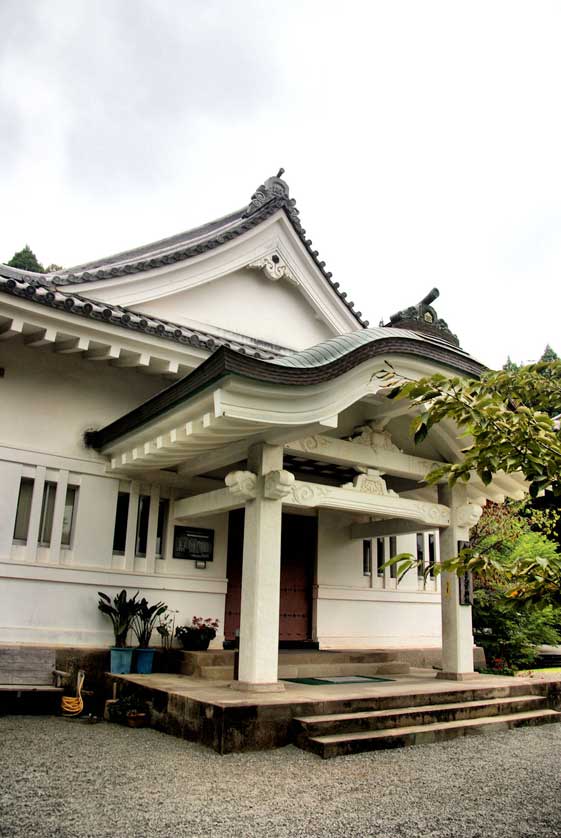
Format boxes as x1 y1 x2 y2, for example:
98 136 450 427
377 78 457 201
386 288 460 347
243 169 292 218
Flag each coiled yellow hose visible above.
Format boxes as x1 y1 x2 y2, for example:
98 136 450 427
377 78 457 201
61 669 85 716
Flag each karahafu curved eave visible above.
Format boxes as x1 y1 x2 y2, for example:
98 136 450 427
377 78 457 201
86 326 486 454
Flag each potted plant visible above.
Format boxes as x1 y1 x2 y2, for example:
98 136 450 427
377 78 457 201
176 616 219 651
131 598 168 674
107 691 150 727
97 589 141 674
155 609 178 672
156 610 177 651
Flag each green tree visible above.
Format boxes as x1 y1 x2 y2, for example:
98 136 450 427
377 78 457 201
541 344 559 363
379 360 561 497
502 356 520 371
378 360 561 605
473 588 560 671
457 503 561 669
6 245 45 273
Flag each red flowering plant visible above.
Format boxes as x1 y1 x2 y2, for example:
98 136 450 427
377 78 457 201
175 616 219 651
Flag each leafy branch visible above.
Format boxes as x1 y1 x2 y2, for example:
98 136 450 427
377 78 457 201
376 360 561 497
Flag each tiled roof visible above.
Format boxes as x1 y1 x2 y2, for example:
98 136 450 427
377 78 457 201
0 171 369 328
0 271 280 359
86 332 486 450
271 325 475 367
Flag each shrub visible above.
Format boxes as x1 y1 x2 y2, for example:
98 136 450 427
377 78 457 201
473 588 561 671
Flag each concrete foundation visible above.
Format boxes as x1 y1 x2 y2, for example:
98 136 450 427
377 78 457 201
107 670 561 754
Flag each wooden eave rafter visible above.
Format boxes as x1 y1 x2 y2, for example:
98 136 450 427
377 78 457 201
0 295 209 379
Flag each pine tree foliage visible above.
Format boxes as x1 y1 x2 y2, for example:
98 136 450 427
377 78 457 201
541 344 559 363
6 245 45 273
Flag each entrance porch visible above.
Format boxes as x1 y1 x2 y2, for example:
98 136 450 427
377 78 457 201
88 332 526 693
108 667 561 755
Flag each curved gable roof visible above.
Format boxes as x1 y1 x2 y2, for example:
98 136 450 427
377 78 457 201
1 171 368 329
86 326 486 451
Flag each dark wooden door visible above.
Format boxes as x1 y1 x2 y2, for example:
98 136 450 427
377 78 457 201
279 514 316 642
224 510 316 642
224 509 244 641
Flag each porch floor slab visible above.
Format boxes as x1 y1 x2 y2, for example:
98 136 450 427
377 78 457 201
107 667 561 754
109 669 533 707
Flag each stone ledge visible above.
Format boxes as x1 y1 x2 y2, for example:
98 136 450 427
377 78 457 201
436 671 482 682
230 681 286 693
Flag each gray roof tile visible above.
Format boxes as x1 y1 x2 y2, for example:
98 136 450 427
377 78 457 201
0 272 281 359
0 172 369 328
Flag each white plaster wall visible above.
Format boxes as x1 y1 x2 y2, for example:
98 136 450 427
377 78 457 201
316 510 422 591
316 509 442 648
0 333 231 645
0 508 230 646
0 340 161 461
0 461 23 558
129 269 335 350
0 574 226 646
316 597 442 649
71 475 119 568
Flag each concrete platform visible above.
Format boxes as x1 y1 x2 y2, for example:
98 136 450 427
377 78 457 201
179 648 411 680
107 668 561 754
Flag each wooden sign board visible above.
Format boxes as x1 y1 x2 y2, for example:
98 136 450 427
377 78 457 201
457 541 473 606
173 526 214 562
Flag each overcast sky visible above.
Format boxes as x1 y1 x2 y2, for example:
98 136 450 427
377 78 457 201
1 1 560 368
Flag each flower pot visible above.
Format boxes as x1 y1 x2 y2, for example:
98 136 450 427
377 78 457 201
126 712 148 728
135 648 156 674
110 647 134 674
178 631 213 651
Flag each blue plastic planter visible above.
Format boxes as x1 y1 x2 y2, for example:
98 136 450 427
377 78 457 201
135 648 156 674
110 647 134 674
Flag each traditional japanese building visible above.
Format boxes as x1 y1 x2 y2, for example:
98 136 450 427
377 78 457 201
0 172 524 690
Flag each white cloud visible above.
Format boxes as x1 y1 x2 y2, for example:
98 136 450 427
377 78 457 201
1 0 560 368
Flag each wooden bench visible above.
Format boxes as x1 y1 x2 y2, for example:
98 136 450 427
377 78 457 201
0 647 67 701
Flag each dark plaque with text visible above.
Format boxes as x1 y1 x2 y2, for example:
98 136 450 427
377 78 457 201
173 526 214 561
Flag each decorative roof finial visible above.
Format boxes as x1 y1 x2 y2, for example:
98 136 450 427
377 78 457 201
419 287 439 307
243 169 291 217
386 288 459 346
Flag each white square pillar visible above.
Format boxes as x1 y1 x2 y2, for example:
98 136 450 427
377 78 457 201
235 444 285 692
437 484 479 680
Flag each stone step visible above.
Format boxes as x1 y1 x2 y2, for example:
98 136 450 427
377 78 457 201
276 651 397 665
304 708 561 759
178 649 399 677
293 694 548 739
198 666 234 680
196 660 410 681
178 650 235 675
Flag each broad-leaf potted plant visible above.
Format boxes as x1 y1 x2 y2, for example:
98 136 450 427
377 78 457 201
98 589 141 674
176 616 219 651
131 598 168 674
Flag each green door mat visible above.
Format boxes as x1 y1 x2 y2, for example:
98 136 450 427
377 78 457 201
283 675 394 685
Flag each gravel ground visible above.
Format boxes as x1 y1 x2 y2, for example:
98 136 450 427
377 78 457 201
2 716 561 838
